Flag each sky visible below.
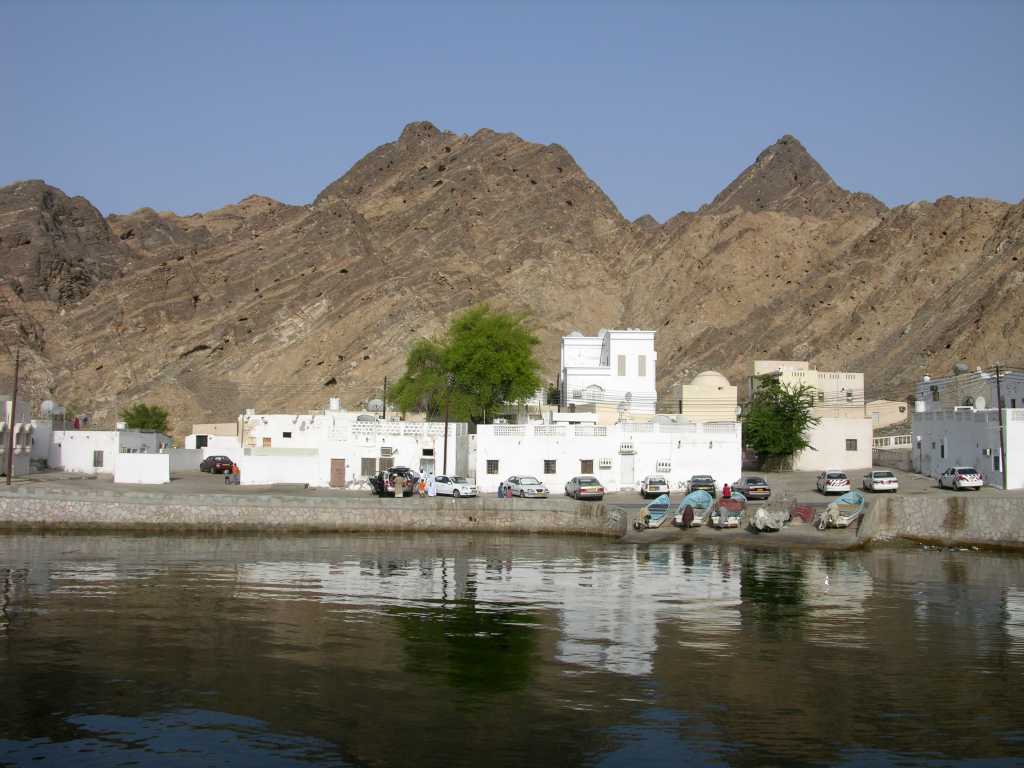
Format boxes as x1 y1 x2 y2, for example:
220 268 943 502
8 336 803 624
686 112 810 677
3 1 1022 222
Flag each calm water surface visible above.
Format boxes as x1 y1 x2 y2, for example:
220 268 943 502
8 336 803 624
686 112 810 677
1 533 1023 767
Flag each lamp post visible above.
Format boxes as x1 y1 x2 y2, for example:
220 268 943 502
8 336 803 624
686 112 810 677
443 373 454 475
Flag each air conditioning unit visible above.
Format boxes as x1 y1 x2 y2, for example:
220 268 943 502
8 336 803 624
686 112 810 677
380 446 395 458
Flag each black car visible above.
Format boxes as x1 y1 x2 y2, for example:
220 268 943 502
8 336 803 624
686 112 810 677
200 455 233 474
369 467 418 497
686 475 717 497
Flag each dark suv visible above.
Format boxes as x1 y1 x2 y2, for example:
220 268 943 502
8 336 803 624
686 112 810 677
369 467 418 497
200 455 233 474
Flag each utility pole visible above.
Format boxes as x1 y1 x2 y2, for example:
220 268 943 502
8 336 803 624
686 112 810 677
6 347 20 485
382 376 388 421
995 364 1007 490
443 373 454 475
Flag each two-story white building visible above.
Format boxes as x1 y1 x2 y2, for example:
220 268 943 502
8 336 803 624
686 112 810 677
748 361 873 472
560 329 658 423
912 367 1024 489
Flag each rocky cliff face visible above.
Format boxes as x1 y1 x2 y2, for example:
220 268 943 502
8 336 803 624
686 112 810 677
1 123 1022 434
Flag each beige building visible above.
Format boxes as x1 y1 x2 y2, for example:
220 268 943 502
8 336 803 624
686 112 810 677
677 370 738 422
866 399 909 429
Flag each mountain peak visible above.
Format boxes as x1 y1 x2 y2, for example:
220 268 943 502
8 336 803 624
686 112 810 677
702 135 886 218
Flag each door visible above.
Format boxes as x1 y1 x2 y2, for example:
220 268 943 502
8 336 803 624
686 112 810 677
420 457 435 475
330 459 346 488
620 454 635 485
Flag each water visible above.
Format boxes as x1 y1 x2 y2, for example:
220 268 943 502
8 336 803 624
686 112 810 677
2 533 1023 767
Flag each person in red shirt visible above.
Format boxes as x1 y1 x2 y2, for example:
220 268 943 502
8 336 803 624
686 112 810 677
722 483 731 499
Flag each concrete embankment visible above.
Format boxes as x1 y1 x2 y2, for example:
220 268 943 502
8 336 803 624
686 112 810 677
856 493 1024 550
0 486 631 537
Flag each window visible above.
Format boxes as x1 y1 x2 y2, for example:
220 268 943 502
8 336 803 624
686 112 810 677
845 439 858 451
940 443 945 459
93 450 104 468
617 355 626 376
994 453 1002 472
899 406 906 413
818 391 825 403
262 437 272 448
487 460 499 475
196 435 209 448
379 457 394 470
598 458 613 470
361 457 377 476
872 412 880 425
638 355 646 377
422 448 434 456
1012 399 1018 409
580 459 594 474
544 459 557 474
656 460 672 473
846 390 853 401
931 386 940 401
282 431 292 438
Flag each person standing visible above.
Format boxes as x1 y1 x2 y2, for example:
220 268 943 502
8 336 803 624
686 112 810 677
497 480 505 498
394 474 405 499
722 482 731 499
427 474 437 497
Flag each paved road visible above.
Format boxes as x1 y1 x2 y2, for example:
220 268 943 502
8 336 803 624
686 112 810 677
11 467 1021 505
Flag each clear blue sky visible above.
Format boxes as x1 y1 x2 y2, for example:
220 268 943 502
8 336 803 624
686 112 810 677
3 1 1021 221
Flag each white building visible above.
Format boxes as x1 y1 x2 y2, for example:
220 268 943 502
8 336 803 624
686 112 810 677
560 329 658 423
472 419 742 494
235 401 468 487
0 396 34 477
912 368 1024 488
749 361 872 472
48 429 172 475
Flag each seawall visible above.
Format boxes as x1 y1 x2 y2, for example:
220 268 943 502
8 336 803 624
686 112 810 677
0 486 631 537
857 494 1024 550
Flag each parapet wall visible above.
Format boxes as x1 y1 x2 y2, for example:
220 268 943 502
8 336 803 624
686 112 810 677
0 487 630 537
857 494 1024 550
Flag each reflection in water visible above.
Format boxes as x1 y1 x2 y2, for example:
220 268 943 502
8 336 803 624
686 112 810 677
0 533 1023 766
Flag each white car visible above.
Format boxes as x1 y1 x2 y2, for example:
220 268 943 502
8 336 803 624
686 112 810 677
506 475 549 498
816 470 851 495
937 466 984 491
862 470 899 493
640 475 670 499
434 475 477 497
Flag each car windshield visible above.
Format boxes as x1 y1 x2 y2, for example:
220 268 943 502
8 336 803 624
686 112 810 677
450 476 469 484
747 477 767 485
827 473 847 480
692 476 713 482
519 477 541 485
578 476 600 485
874 471 895 478
647 476 666 483
957 468 979 475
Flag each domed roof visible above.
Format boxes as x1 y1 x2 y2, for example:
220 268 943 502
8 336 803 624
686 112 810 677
690 370 731 388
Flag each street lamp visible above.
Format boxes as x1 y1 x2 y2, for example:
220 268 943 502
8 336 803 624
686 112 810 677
443 373 455 475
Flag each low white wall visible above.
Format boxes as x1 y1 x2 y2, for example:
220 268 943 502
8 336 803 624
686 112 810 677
169 448 204 472
50 431 120 474
793 417 873 472
238 454 320 486
113 453 170 485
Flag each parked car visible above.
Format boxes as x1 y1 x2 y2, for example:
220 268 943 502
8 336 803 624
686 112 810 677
732 476 771 500
686 475 717 497
200 455 233 474
369 466 419 496
863 469 899 493
565 475 605 501
640 475 670 499
938 466 984 491
816 470 851 495
434 475 477 497
506 475 549 498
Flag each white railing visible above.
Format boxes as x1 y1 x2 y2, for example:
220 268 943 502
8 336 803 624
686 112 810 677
533 426 566 437
619 423 655 434
573 425 608 437
873 434 913 449
493 425 526 437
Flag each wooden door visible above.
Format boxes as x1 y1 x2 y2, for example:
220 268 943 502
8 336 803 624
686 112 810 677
330 459 346 488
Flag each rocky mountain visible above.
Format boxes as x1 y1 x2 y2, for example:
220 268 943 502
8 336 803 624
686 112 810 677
0 125 1021 434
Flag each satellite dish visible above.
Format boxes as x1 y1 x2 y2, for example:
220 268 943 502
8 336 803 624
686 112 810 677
975 396 986 409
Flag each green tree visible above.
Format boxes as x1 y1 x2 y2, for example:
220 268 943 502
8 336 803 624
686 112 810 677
390 305 542 423
742 379 819 465
120 403 170 433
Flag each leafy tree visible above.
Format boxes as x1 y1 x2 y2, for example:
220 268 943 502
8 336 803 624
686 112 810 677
742 379 819 463
390 305 542 423
120 403 170 433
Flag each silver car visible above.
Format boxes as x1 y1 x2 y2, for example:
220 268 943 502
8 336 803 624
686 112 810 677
506 475 549 498
434 475 477 497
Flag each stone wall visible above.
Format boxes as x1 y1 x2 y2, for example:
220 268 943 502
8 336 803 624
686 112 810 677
0 487 631 537
857 493 1024 550
871 449 914 472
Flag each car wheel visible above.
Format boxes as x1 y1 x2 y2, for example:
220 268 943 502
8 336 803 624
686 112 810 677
453 489 460 497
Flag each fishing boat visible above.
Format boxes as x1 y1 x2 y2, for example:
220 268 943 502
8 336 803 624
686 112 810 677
636 494 672 529
674 490 713 527
816 490 866 530
751 505 789 533
711 492 746 528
